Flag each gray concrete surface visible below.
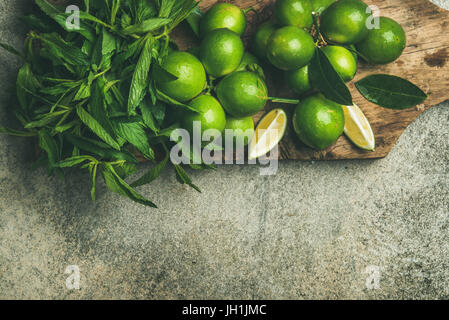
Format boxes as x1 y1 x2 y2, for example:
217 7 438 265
0 0 448 300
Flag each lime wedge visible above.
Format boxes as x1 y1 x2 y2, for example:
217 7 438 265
248 109 287 160
342 104 376 151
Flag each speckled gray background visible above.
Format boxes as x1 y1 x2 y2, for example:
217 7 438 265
0 0 448 300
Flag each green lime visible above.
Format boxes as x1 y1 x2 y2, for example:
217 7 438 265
251 21 278 60
181 95 227 135
200 28 244 78
266 26 315 71
155 51 206 102
312 0 336 14
200 3 247 37
321 45 357 82
292 94 345 150
286 65 311 95
275 0 313 29
236 52 260 72
320 0 369 44
217 71 268 118
356 17 406 64
224 116 255 146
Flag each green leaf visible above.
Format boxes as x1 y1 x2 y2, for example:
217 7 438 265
131 153 169 187
159 0 177 18
112 120 155 160
101 163 157 208
35 0 95 41
152 63 179 82
128 37 154 113
0 42 21 57
355 74 428 110
56 156 96 168
0 127 36 137
173 164 201 193
139 99 159 133
16 63 40 113
156 89 199 113
65 134 137 163
102 28 117 55
38 129 60 166
122 18 172 35
309 47 353 106
186 5 203 37
89 163 98 201
38 33 90 67
167 0 198 31
25 110 69 129
76 105 121 150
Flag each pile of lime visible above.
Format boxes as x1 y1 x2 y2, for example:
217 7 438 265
158 0 409 152
252 0 407 150
156 3 267 147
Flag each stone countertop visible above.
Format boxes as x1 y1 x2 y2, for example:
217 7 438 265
0 0 448 299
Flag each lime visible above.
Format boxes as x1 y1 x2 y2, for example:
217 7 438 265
286 65 311 94
275 0 313 29
181 95 227 135
155 51 206 102
216 71 268 117
266 26 315 71
321 45 357 82
356 17 406 64
200 3 247 37
236 52 260 72
200 28 244 78
249 109 287 160
342 104 375 151
320 0 369 44
312 0 336 14
292 94 345 150
224 116 255 146
251 21 278 60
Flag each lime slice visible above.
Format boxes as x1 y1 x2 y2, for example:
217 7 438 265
342 104 375 151
248 109 287 160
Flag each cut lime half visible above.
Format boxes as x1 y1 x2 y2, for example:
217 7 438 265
248 109 287 160
342 104 376 151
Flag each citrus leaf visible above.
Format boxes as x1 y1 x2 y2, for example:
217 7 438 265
186 5 203 37
355 74 427 109
309 47 353 105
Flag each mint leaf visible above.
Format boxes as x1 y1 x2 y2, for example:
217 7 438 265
128 37 154 113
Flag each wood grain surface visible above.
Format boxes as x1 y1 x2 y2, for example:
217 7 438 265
173 0 449 160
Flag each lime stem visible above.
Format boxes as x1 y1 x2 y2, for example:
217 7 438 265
312 12 326 46
268 97 300 105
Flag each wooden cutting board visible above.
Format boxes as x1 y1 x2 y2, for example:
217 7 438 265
174 0 449 160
